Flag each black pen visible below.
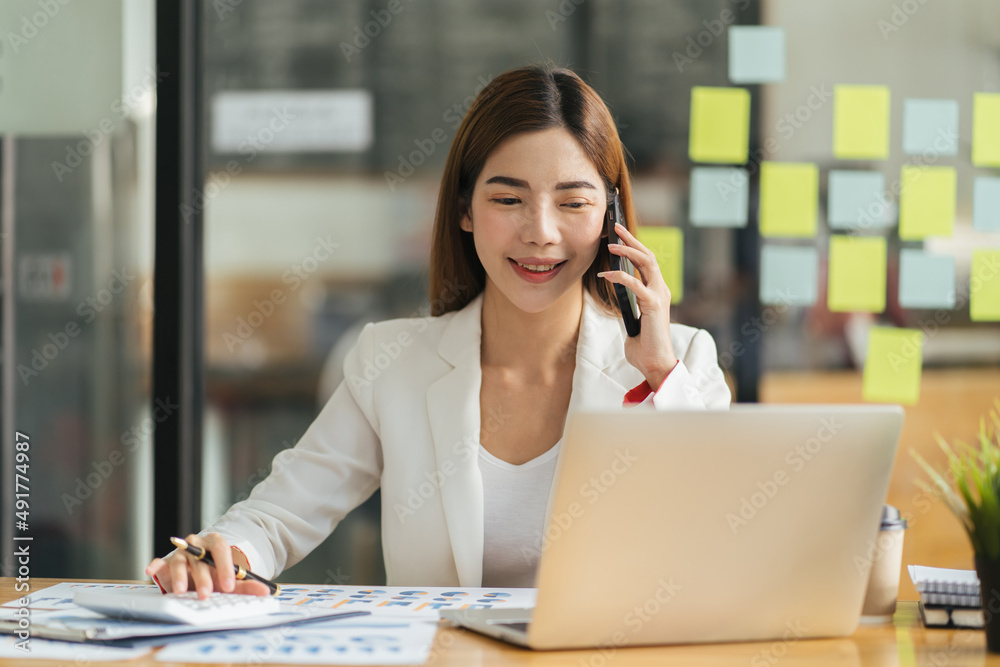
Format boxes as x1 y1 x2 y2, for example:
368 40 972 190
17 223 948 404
170 536 281 596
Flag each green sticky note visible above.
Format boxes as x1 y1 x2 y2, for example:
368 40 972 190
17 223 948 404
898 165 956 240
973 93 1000 167
759 162 818 238
970 249 1000 322
833 85 890 160
689 86 750 164
827 235 886 313
637 226 683 304
863 327 923 406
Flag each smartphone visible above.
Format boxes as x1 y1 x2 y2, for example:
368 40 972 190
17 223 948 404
605 190 641 337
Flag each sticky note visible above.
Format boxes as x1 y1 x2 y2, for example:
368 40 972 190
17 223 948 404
759 162 818 238
970 249 1000 322
827 235 886 313
637 226 683 303
898 165 956 240
689 167 748 227
898 249 955 309
902 99 959 156
833 85 890 160
827 170 890 231
689 87 750 164
728 26 785 84
760 245 818 307
972 93 1000 167
862 327 923 406
973 176 1000 232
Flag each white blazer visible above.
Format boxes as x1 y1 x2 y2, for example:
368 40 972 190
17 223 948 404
207 290 731 587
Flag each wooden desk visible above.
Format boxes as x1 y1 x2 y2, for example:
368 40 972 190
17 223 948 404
1 578 993 666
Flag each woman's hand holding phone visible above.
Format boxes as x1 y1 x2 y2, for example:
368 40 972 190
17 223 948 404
599 222 680 390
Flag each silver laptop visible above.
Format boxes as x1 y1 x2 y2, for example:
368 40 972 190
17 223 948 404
442 405 903 649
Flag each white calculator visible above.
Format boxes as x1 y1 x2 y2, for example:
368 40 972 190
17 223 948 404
73 589 281 625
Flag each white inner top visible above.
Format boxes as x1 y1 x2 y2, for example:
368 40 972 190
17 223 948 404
479 440 561 588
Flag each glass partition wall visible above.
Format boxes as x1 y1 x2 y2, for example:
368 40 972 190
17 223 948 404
0 0 155 579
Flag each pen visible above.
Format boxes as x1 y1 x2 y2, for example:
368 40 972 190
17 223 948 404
170 536 281 596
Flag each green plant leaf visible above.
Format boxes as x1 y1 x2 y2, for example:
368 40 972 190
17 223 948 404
911 398 1000 560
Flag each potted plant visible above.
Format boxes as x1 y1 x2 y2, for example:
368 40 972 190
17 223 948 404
913 399 1000 651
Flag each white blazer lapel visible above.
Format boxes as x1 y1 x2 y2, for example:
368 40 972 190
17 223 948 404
425 294 485 587
567 291 632 414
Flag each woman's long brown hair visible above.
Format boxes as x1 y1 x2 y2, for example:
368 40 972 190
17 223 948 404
428 65 638 316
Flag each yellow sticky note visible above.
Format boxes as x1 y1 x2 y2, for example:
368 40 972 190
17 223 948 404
970 249 1000 321
637 226 683 304
863 327 923 405
689 87 750 164
898 165 956 240
827 235 886 313
973 93 1000 167
833 85 890 160
759 162 818 238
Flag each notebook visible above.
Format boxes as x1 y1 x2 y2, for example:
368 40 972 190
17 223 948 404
443 405 903 649
908 565 983 628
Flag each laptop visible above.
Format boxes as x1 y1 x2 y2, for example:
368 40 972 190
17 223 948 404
441 404 903 650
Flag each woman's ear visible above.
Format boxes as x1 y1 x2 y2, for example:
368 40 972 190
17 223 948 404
458 197 473 232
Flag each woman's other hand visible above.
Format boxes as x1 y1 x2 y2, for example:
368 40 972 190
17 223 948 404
144 533 270 599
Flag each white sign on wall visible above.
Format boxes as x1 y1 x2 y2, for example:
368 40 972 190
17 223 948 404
211 90 374 154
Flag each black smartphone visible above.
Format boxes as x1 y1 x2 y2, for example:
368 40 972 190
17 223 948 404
606 190 641 337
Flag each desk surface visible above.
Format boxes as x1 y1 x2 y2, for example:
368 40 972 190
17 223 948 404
0 578 993 666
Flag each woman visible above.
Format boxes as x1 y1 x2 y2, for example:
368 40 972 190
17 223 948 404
147 65 731 597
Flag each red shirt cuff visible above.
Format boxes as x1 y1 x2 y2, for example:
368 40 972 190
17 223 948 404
622 360 681 407
623 380 653 406
232 545 251 572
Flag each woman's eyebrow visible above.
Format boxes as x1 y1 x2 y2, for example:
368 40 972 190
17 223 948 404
485 175 529 189
483 176 597 191
554 180 597 191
